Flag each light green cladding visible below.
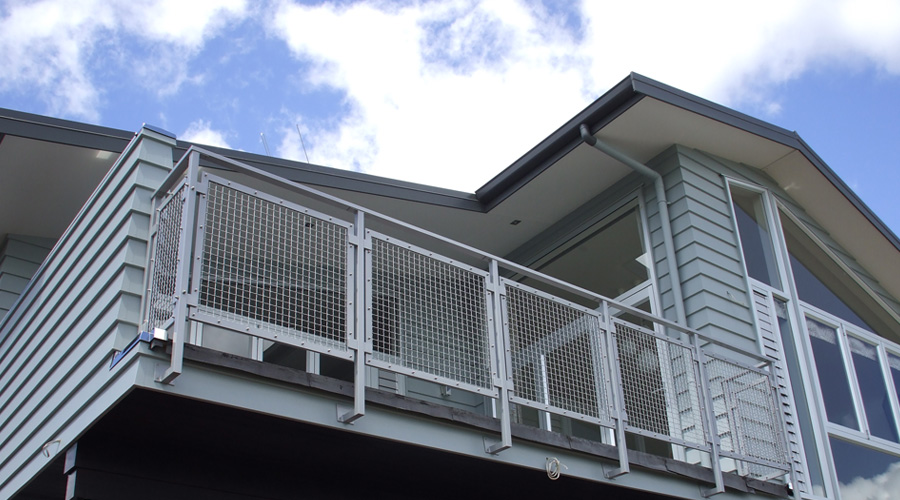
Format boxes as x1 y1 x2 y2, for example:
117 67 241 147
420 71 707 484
0 129 174 500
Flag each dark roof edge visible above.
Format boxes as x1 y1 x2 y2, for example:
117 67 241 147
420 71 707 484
792 134 900 250
475 75 639 204
475 72 900 252
632 74 900 250
173 142 483 212
0 106 482 212
0 107 134 152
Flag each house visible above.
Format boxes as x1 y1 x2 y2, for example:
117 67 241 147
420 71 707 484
1 73 898 500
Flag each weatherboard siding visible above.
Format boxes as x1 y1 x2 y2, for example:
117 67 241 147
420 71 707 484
644 146 757 350
692 148 900 321
0 131 174 499
0 236 55 321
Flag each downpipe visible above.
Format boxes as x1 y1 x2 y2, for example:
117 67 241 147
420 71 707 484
579 124 688 328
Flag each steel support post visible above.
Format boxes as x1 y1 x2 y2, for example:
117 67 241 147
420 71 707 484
157 151 200 384
604 304 630 479
693 335 725 497
339 211 367 423
485 259 512 454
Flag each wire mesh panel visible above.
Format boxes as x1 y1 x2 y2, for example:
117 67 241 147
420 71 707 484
368 234 493 393
198 181 350 351
704 354 790 479
503 282 610 423
612 321 707 448
147 184 187 332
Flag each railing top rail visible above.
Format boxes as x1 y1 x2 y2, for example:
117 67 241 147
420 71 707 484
158 147 770 365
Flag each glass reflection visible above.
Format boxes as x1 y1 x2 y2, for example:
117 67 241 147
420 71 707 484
830 437 900 498
730 186 780 288
775 300 826 495
807 317 859 429
849 337 899 442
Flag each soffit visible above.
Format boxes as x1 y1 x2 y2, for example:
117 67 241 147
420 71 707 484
0 135 117 245
764 151 900 303
312 96 802 259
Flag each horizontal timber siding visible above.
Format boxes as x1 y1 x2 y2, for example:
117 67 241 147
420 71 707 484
0 130 174 499
691 148 900 322
645 147 755 348
0 236 55 321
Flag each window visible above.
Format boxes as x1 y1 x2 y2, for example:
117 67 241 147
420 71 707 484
778 209 900 498
829 437 900 498
729 184 781 289
780 213 899 340
530 203 651 301
805 317 859 429
774 298 826 496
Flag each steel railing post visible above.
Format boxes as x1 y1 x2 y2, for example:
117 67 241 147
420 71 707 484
694 334 725 497
157 150 201 384
339 211 367 423
485 259 511 454
605 306 630 478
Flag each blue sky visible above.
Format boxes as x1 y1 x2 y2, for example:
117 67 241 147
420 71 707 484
1 0 899 237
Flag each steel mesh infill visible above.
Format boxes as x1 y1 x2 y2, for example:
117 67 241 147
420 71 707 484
613 321 706 447
504 284 608 421
148 185 186 332
199 182 349 349
705 354 788 477
369 236 492 389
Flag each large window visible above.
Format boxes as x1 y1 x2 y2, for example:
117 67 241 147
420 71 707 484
779 210 900 498
530 202 651 301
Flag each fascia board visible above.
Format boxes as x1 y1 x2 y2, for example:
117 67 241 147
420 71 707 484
0 107 132 152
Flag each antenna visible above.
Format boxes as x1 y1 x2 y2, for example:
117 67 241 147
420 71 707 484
296 124 310 163
260 132 271 156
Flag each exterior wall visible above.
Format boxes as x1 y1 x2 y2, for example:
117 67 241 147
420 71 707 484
682 146 900 322
0 130 174 499
644 144 900 350
0 235 56 321
644 147 757 352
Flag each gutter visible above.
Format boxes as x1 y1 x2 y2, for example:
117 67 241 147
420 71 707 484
579 124 688 327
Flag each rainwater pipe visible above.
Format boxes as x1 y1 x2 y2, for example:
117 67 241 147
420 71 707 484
579 124 688 328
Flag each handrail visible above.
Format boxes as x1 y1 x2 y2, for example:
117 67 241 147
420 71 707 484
155 147 769 364
145 148 793 491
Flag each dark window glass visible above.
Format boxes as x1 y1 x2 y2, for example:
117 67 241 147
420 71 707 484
731 187 780 288
849 337 899 442
830 437 900 497
806 317 858 429
781 213 900 341
535 206 648 300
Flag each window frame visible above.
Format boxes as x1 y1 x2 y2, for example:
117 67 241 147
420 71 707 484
774 203 900 498
726 179 788 293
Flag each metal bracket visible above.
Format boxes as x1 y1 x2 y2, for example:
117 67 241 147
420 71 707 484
155 327 183 385
336 404 362 424
483 434 511 455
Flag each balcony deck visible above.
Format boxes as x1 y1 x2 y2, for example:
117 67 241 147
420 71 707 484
141 147 793 498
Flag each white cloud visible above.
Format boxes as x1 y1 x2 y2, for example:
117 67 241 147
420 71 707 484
270 0 592 190
839 462 900 500
0 0 248 121
266 0 900 192
182 119 232 148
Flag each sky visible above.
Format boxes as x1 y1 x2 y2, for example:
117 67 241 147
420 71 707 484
1 0 899 237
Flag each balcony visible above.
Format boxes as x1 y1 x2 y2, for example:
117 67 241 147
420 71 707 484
144 147 792 497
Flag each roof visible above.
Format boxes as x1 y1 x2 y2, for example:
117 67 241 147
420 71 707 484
1 73 897 295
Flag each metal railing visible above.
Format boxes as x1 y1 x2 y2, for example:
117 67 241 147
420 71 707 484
144 148 793 494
